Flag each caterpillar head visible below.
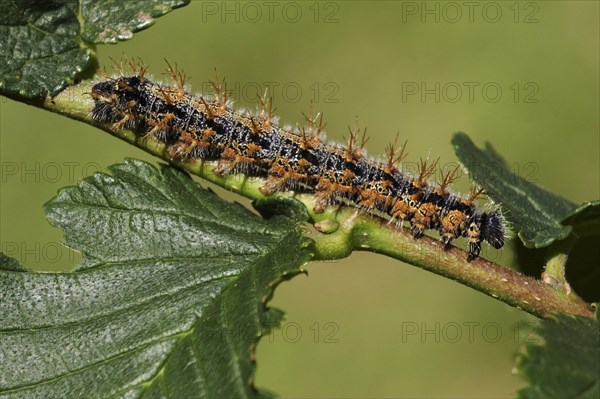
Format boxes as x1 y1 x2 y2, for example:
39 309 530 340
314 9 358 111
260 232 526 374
480 210 505 249
465 210 505 260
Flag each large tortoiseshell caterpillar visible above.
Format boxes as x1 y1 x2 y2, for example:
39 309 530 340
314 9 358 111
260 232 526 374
90 61 505 259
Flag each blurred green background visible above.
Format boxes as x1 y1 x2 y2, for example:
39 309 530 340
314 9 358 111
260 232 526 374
1 1 598 397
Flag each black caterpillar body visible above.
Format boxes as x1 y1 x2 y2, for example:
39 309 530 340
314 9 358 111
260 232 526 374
91 73 505 259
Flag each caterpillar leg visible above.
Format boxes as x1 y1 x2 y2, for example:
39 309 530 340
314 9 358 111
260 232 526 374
441 234 454 248
467 240 482 261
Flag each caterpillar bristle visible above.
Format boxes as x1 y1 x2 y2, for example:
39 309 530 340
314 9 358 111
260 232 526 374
437 164 460 195
90 61 506 260
384 134 408 175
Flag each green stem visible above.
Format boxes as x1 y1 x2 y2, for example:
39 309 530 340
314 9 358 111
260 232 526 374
308 208 593 318
11 79 595 320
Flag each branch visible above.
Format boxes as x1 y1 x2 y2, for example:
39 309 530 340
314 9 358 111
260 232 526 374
308 208 593 319
15 80 595 320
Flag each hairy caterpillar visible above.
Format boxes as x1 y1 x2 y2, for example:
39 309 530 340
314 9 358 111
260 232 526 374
90 61 505 259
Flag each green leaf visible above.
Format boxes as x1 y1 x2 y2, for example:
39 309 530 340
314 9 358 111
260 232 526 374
562 201 600 236
516 311 600 399
0 1 90 98
0 159 313 398
452 132 578 248
80 0 190 43
0 0 189 98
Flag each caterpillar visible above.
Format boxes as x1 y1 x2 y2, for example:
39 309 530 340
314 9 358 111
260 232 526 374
89 61 505 260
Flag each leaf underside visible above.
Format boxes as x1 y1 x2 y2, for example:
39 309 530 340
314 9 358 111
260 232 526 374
0 0 189 98
452 132 578 248
0 159 313 398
